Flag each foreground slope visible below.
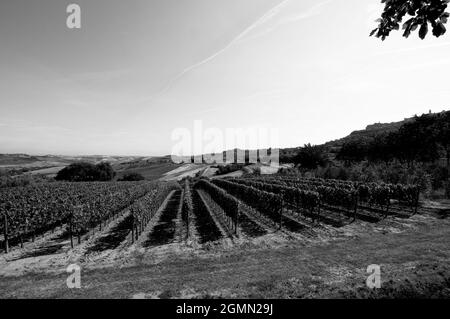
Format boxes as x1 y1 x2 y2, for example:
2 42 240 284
0 200 449 299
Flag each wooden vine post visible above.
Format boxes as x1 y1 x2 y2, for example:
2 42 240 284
69 213 74 249
318 201 322 219
182 186 190 241
3 213 9 254
279 192 284 230
385 197 390 219
131 217 135 244
234 203 239 235
413 188 420 215
383 191 390 220
185 208 190 241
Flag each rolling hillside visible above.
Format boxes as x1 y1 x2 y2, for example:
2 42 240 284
0 111 443 179
280 115 417 160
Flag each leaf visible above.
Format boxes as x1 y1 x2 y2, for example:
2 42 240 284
403 29 411 38
432 21 446 37
419 22 428 39
402 17 414 30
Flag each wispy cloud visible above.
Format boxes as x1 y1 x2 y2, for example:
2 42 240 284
281 0 332 23
232 0 291 43
0 118 72 132
240 0 332 42
155 0 331 97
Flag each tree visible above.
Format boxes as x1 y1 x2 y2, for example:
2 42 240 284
433 111 450 172
118 172 145 181
367 133 397 162
366 114 441 164
94 162 116 181
394 114 440 163
334 112 448 165
371 0 449 40
55 162 116 182
293 144 328 169
337 140 370 162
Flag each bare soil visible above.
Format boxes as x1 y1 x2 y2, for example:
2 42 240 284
0 199 449 298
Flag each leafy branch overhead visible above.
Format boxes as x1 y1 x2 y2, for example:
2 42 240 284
371 0 449 40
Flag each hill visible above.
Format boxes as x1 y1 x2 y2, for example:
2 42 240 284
113 156 181 181
279 114 424 161
2 110 447 179
0 154 146 177
323 118 413 152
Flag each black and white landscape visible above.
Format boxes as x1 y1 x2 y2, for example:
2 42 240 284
1 0 450 301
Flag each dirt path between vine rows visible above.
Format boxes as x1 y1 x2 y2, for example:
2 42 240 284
0 204 449 298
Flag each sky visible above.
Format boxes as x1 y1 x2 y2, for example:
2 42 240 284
1 0 450 156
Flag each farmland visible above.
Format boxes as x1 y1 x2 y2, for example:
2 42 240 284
0 174 449 298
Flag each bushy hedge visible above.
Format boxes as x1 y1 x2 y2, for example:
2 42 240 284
215 163 246 175
55 162 116 182
118 172 145 181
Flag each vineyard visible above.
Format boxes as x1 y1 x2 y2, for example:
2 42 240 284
0 175 422 257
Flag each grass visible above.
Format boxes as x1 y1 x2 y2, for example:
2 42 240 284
115 162 181 181
1 213 450 299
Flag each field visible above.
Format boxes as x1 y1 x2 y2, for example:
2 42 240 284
0 175 449 298
115 162 182 180
0 154 179 180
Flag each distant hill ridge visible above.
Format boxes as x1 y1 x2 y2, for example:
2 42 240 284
280 110 448 159
1 110 447 167
324 118 412 151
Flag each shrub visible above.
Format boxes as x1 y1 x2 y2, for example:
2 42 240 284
445 179 450 199
430 166 449 189
215 163 246 175
277 167 298 176
310 161 435 196
293 144 328 170
118 172 145 181
0 174 46 188
55 162 116 182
